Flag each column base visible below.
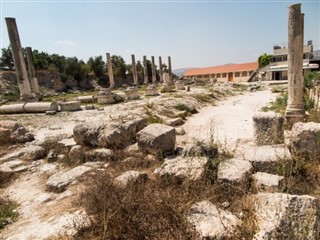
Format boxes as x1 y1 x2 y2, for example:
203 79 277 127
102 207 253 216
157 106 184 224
285 107 305 129
20 94 37 103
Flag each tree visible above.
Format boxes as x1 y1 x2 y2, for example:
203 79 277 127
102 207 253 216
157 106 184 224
258 53 272 68
111 55 127 79
0 46 14 70
87 56 105 78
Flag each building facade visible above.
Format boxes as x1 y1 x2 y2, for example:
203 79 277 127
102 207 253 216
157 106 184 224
267 41 319 80
184 62 258 83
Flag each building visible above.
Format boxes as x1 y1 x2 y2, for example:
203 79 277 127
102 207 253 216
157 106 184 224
267 41 319 81
184 62 258 83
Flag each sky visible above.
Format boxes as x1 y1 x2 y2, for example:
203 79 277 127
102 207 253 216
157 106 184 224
0 0 319 70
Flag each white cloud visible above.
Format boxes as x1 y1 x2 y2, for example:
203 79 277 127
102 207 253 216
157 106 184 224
56 40 77 47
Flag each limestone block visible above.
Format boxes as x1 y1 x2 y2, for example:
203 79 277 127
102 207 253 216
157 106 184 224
145 85 159 96
137 123 175 155
165 117 184 127
68 145 86 164
253 193 318 239
59 101 81 112
114 170 147 187
23 145 46 160
217 158 253 185
46 165 91 192
238 145 290 172
182 143 218 158
124 87 139 100
154 156 207 181
187 201 240 239
289 121 320 160
175 80 185 90
73 118 146 149
86 148 114 162
0 120 34 144
252 172 284 192
253 112 284 145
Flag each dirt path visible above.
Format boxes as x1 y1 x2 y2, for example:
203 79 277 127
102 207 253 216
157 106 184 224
183 89 278 148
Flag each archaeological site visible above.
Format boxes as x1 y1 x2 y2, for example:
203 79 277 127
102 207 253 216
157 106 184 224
0 2 319 240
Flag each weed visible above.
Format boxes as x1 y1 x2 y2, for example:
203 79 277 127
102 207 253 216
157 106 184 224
0 197 18 229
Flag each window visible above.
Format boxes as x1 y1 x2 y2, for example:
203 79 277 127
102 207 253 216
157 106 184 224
235 72 240 77
242 72 247 77
222 73 227 78
217 73 221 78
211 74 215 78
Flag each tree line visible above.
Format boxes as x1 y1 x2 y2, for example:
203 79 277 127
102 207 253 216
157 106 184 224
0 46 168 84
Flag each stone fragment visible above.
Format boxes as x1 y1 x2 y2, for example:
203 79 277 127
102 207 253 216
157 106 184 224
175 127 186 135
113 93 124 103
85 105 95 110
68 145 86 164
23 145 46 160
97 88 115 104
46 166 91 192
0 165 14 182
124 87 139 100
145 85 159 96
252 172 284 192
288 121 320 160
175 80 185 90
217 158 252 185
0 120 34 144
58 101 82 111
47 149 57 163
165 117 184 127
86 148 114 162
237 145 290 172
73 118 146 149
253 193 318 240
187 200 240 239
114 170 147 187
253 112 284 145
154 156 207 181
45 110 57 115
137 123 175 155
182 143 218 158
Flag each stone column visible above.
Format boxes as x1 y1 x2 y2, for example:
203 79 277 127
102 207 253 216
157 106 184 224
151 56 156 83
106 53 115 88
285 4 305 126
143 55 148 85
26 47 40 95
159 56 163 82
5 18 33 100
131 54 138 86
168 56 172 81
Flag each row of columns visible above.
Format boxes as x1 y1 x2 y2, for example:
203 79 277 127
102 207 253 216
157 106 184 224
5 18 39 101
106 53 172 88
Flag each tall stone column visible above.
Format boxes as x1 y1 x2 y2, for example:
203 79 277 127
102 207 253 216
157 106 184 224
285 4 305 126
159 57 163 82
5 18 33 100
131 54 138 86
168 56 172 81
143 55 148 85
151 56 156 83
106 53 115 88
26 47 40 95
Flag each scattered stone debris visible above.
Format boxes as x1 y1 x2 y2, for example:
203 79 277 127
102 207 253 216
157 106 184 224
252 172 284 192
187 200 240 239
0 120 34 144
114 170 148 187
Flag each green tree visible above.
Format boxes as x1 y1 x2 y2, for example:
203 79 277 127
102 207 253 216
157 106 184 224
0 46 14 70
87 56 105 78
258 53 272 68
111 55 127 79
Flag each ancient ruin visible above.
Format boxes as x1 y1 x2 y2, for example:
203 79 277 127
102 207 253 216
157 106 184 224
143 55 148 85
106 53 115 88
5 18 33 100
151 56 156 83
131 54 138 86
285 4 305 127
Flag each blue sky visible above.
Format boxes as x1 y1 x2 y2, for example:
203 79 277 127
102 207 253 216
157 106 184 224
0 0 319 69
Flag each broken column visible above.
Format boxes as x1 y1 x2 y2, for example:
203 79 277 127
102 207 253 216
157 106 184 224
151 56 156 83
97 88 115 104
159 57 163 82
5 18 33 100
26 47 40 96
161 73 173 92
106 53 115 88
131 54 138 86
285 4 305 127
168 56 172 81
143 55 149 85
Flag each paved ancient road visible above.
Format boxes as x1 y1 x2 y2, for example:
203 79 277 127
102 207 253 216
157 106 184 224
183 89 278 148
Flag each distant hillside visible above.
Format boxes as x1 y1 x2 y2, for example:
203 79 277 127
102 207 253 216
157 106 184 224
173 68 197 77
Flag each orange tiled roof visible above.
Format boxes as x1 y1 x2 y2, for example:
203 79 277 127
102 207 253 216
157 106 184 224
184 62 258 76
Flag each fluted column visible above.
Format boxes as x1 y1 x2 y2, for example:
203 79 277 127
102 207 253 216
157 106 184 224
26 47 40 95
